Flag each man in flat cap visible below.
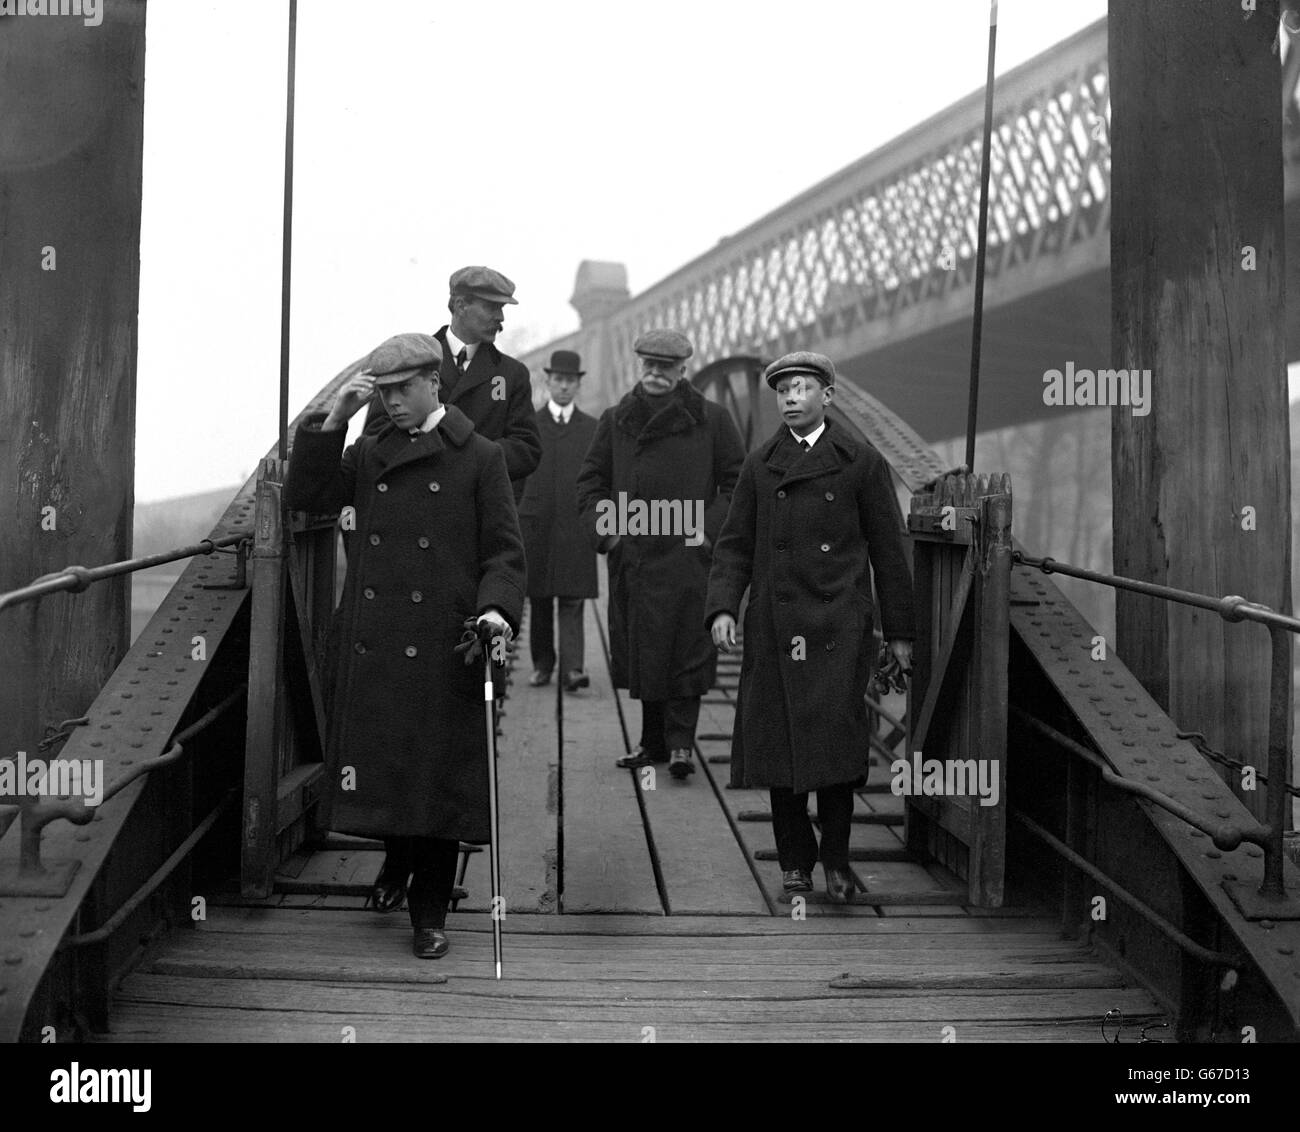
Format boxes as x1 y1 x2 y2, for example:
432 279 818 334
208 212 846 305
519 349 599 691
705 352 914 902
577 329 746 781
364 266 541 502
285 332 526 959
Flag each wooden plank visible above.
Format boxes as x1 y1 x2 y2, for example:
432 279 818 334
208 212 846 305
590 589 767 916
470 605 558 915
241 464 288 898
187 907 1054 936
94 1004 1157 1043
559 570 662 914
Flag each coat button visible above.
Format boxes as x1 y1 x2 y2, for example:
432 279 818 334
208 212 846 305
405 645 417 658
364 588 375 600
377 483 388 493
825 491 835 501
778 594 790 604
775 541 787 551
826 640 837 651
369 534 381 546
353 641 366 654
417 537 430 549
411 591 423 603
820 543 831 552
822 594 831 603
777 490 786 499
428 482 440 493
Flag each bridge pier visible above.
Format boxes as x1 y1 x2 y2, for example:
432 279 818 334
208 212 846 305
1110 0 1293 823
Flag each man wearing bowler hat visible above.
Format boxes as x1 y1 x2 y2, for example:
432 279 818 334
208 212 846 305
519 349 599 691
705 351 914 902
364 266 541 502
577 329 746 781
285 332 525 959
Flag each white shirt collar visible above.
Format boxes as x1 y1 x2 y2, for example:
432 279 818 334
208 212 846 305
410 404 447 434
790 421 827 448
548 399 574 423
444 326 476 366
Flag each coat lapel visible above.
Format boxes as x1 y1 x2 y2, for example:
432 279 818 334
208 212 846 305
371 404 476 477
448 339 498 403
763 422 846 488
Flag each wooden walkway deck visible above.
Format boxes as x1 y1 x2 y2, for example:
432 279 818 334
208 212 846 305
97 577 1165 1042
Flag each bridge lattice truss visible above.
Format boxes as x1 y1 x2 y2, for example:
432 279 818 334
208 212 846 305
592 24 1110 382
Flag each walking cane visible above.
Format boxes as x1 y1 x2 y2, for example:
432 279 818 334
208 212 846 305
481 632 505 980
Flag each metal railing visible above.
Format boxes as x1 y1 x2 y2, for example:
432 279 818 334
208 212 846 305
1012 549 1295 902
0 533 249 614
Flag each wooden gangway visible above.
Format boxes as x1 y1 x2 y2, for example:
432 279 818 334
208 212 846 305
94 589 1164 1043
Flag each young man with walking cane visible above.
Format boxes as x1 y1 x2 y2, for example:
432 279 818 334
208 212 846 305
284 332 524 959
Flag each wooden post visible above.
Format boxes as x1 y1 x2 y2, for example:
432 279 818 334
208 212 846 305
1110 0 1292 821
0 10 147 773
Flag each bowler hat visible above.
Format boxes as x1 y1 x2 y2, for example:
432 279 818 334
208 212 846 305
365 332 444 385
633 328 693 363
544 349 585 377
450 265 519 305
764 351 836 390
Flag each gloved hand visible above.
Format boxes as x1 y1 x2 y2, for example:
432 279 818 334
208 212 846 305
454 612 515 666
871 642 912 695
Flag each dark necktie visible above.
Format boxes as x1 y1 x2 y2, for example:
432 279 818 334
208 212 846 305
456 347 468 375
799 438 811 452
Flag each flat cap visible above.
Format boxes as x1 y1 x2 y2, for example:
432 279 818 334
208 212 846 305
364 332 444 385
765 351 836 390
633 328 693 363
449 265 519 305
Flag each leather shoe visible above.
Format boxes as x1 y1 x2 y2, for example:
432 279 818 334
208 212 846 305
370 870 407 914
529 669 552 686
782 868 813 893
413 928 450 959
824 865 856 904
562 669 590 692
615 747 669 768
668 748 695 780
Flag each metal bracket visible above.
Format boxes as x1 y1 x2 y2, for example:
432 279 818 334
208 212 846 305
0 858 80 898
1221 879 1300 921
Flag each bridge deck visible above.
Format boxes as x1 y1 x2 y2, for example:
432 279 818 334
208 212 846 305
95 582 1164 1042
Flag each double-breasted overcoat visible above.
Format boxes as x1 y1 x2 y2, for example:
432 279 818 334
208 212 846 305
704 420 915 793
284 405 525 842
576 380 746 701
518 406 600 600
363 327 542 500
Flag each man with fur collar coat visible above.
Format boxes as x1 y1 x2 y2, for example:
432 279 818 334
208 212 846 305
576 329 746 781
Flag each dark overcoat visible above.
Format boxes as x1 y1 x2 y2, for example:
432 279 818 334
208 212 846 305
363 327 542 501
518 406 600 600
576 380 746 701
284 405 525 842
704 419 915 794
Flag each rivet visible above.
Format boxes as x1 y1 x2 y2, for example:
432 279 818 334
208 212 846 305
1205 850 1221 859
1133 757 1147 764
4 956 22 966
1260 920 1275 930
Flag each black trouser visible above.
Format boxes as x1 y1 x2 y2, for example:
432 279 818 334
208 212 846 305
529 596 585 674
769 783 855 871
639 696 702 754
381 836 461 929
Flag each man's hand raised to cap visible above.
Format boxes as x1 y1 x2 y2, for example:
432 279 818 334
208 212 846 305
323 371 376 431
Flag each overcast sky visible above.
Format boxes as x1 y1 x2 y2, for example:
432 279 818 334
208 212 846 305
135 0 1119 502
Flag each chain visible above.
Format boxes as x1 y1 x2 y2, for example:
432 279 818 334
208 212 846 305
1176 730 1300 800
